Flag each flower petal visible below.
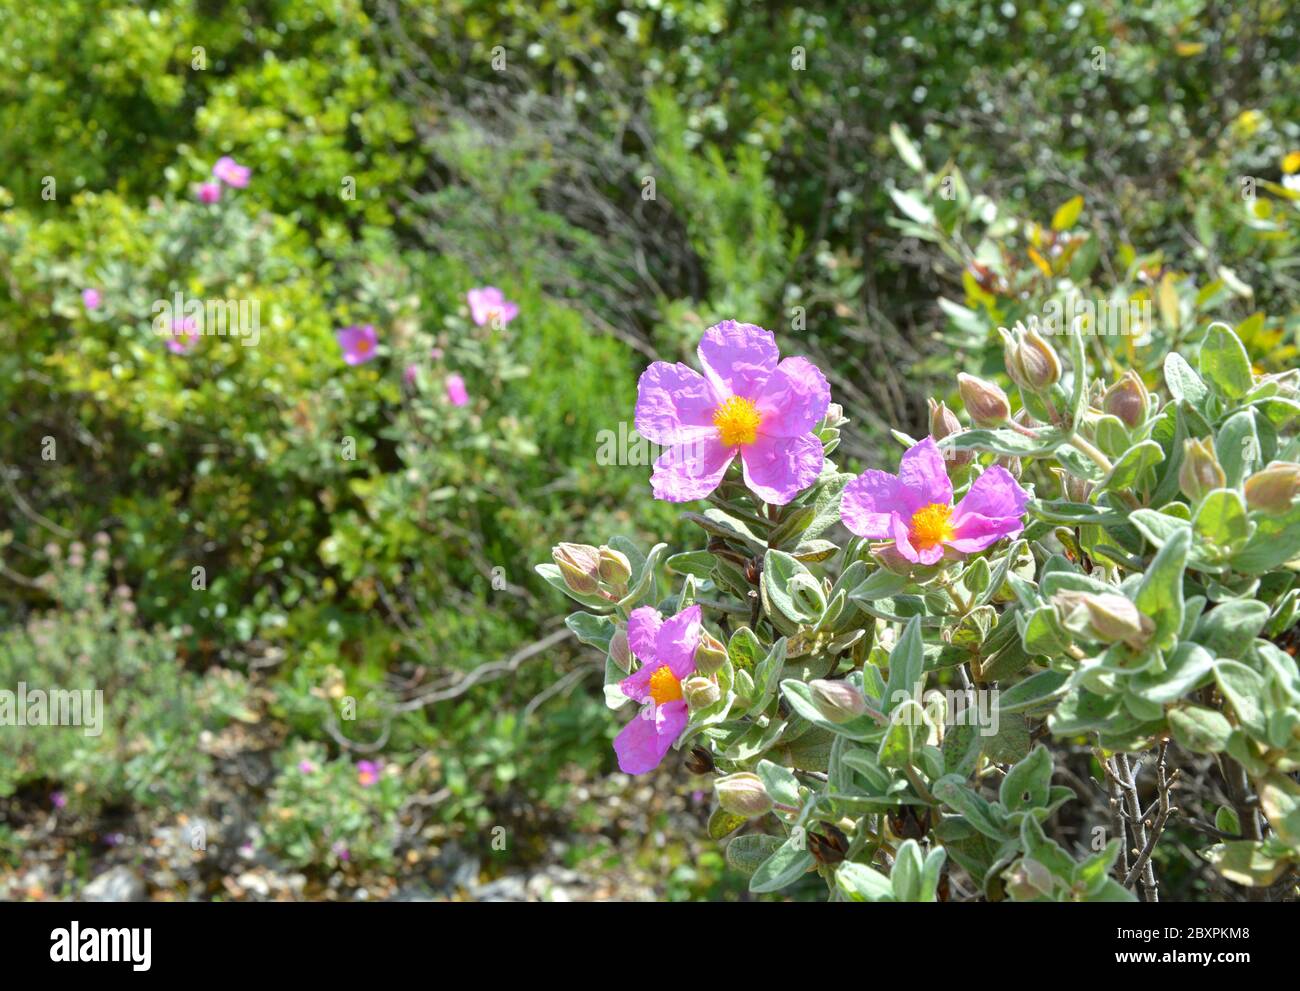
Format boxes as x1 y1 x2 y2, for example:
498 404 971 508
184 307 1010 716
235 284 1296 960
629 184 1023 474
947 513 1025 553
613 700 688 775
657 604 702 679
626 606 663 664
755 356 831 437
650 438 735 502
697 320 778 400
740 433 823 505
890 512 923 563
635 361 722 445
619 660 662 705
897 437 953 508
952 465 1029 525
842 470 910 538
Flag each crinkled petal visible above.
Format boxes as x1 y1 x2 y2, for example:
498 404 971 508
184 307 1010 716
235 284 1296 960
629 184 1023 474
740 433 823 505
614 700 688 775
626 607 663 665
657 605 702 679
897 437 953 508
754 356 831 438
890 512 924 564
635 362 722 445
650 438 735 502
947 513 1025 554
697 320 778 400
619 661 663 705
952 465 1029 526
841 470 910 538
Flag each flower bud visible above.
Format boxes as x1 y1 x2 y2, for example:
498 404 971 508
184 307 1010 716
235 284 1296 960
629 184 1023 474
714 772 774 818
684 745 715 775
808 679 867 723
552 542 601 595
1178 438 1226 503
683 676 721 709
609 627 631 672
1083 593 1155 650
693 629 728 676
1103 371 1148 429
1244 462 1300 514
1002 323 1061 392
957 373 1011 427
597 545 632 585
788 572 827 619
928 399 972 465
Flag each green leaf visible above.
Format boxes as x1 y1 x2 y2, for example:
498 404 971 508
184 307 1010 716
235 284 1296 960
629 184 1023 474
1132 642 1214 704
1135 526 1189 647
1214 410 1260 487
1193 599 1270 659
1192 489 1251 550
836 861 895 901
877 700 923 768
756 759 801 807
999 744 1053 811
890 187 934 225
996 670 1068 714
1164 352 1210 408
1099 440 1163 493
891 839 924 901
708 806 748 839
885 615 925 708
749 836 815 893
1214 661 1268 737
725 834 782 877
666 550 716 579
1051 195 1084 232
564 611 615 650
933 774 1006 839
890 122 925 172
763 549 820 625
1199 322 1254 399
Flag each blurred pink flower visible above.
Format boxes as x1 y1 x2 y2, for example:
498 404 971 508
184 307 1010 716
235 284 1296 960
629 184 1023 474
357 760 380 787
51 791 67 809
331 841 350 862
82 288 101 310
297 760 316 774
466 286 519 328
198 181 222 204
166 317 200 355
212 156 251 188
445 373 469 407
336 325 378 365
403 363 418 385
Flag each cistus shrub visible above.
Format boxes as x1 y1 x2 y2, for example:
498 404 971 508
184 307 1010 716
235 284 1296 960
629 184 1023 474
543 316 1300 901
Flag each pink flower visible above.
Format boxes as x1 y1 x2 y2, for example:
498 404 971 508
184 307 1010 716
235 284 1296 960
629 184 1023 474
212 156 251 188
82 288 101 310
445 373 468 406
613 605 701 775
466 286 519 328
331 841 350 862
336 325 378 365
356 760 380 787
841 437 1029 565
634 320 830 504
297 760 316 774
403 363 418 385
51 791 67 809
166 317 200 355
198 181 222 204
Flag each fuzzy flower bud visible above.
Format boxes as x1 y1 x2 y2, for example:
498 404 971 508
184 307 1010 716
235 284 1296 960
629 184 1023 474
552 542 601 595
1052 590 1153 650
684 746 715 775
1178 438 1226 504
1002 322 1061 392
957 373 1011 427
808 679 867 723
609 627 631 672
928 398 972 465
714 772 774 818
597 545 632 585
683 676 721 710
693 629 729 676
1244 462 1300 515
1103 371 1149 429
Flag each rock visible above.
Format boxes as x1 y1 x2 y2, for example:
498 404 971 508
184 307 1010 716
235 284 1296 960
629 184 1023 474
235 871 271 900
472 875 529 902
82 866 145 902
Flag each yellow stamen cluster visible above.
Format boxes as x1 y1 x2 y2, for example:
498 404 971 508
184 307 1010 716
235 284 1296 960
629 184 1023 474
712 396 762 447
648 666 683 705
909 502 955 551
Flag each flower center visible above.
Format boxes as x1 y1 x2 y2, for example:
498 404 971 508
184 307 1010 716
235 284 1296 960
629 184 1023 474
713 396 762 447
648 665 683 706
909 502 955 550
356 338 373 354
